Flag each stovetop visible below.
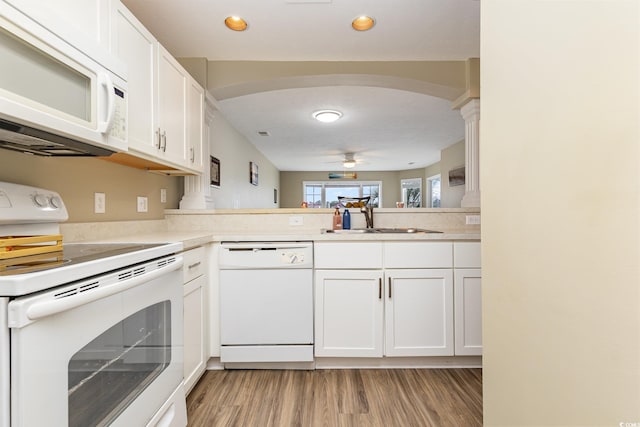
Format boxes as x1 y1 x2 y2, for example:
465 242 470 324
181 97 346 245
1 243 169 275
0 241 182 297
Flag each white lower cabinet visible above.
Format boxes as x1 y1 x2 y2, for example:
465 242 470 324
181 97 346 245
314 241 457 358
314 269 384 357
453 269 482 355
385 269 454 356
182 246 207 394
453 241 482 356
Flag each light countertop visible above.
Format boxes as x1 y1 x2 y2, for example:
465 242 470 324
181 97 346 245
75 229 480 249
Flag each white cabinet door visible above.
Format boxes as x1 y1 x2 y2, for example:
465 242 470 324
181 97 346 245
454 268 482 356
314 269 383 357
385 269 454 356
110 1 156 154
186 77 204 172
5 0 110 58
183 274 206 394
156 43 187 166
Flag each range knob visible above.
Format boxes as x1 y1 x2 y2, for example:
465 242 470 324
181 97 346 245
32 194 48 208
49 196 62 209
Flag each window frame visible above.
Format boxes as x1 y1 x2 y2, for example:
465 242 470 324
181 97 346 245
303 181 382 208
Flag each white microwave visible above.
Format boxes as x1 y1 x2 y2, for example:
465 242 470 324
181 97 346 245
0 4 127 156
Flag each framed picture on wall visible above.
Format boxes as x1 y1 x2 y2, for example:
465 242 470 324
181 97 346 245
448 166 465 187
210 156 221 187
250 161 259 186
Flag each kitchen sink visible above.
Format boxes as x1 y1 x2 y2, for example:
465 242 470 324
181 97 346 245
324 228 442 234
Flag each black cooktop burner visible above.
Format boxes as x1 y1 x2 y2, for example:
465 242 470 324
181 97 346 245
0 243 166 276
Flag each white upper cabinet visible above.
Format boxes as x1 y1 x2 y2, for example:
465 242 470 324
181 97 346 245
186 76 204 171
108 0 204 173
3 0 122 76
109 1 155 153
156 44 188 166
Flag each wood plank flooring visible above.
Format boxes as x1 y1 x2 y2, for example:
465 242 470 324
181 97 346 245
186 369 482 427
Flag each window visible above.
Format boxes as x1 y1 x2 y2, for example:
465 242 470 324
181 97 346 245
427 174 441 208
400 178 422 208
303 181 381 208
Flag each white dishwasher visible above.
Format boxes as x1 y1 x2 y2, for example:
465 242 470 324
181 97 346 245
219 242 314 366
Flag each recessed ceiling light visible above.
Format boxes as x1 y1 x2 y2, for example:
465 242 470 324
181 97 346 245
225 16 248 31
313 110 342 123
352 15 375 31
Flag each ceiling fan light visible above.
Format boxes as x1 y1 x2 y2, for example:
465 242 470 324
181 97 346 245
225 16 248 31
343 160 356 168
352 15 375 31
313 110 342 123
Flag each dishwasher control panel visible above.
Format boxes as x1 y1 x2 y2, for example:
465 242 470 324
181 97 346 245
219 242 313 269
281 250 306 265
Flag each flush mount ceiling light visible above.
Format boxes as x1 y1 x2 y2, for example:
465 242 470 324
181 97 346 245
343 153 356 168
313 110 342 123
224 16 248 31
343 159 356 169
352 15 375 31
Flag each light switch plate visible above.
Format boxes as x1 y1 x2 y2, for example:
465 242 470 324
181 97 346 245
137 196 148 213
94 192 105 214
160 188 167 203
466 215 481 225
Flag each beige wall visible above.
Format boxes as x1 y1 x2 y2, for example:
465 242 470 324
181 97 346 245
482 1 639 425
0 150 182 222
206 61 467 101
209 112 280 208
440 139 465 208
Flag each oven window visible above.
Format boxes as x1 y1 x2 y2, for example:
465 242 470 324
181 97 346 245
67 301 172 427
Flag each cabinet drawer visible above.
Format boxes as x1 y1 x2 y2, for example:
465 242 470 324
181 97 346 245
314 242 383 269
383 242 453 268
453 242 481 268
183 246 205 283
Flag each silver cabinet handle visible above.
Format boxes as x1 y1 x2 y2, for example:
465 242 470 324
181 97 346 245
188 261 201 270
161 131 167 152
190 147 195 163
156 128 162 149
388 277 392 299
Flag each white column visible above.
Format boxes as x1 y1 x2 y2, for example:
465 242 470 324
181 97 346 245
460 99 480 208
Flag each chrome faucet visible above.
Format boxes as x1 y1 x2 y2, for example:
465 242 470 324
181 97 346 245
360 205 374 228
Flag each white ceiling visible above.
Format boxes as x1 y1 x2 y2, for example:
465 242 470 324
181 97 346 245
122 0 480 171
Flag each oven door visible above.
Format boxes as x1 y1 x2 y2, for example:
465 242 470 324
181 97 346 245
8 256 185 427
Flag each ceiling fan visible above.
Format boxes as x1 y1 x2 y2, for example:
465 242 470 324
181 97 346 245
325 153 367 169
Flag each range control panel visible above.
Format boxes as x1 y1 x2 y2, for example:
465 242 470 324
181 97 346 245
0 181 68 224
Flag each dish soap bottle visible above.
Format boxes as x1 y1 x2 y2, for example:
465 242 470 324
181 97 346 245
342 208 351 230
332 207 342 230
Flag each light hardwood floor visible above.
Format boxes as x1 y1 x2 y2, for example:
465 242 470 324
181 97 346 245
186 368 482 427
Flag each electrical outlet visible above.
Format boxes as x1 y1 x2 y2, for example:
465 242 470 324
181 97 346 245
466 215 481 225
94 192 105 214
289 216 303 226
137 196 148 213
160 188 167 203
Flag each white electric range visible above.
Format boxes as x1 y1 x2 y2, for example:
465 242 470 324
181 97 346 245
0 181 187 427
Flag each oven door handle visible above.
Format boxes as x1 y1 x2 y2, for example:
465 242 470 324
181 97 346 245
20 259 183 325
